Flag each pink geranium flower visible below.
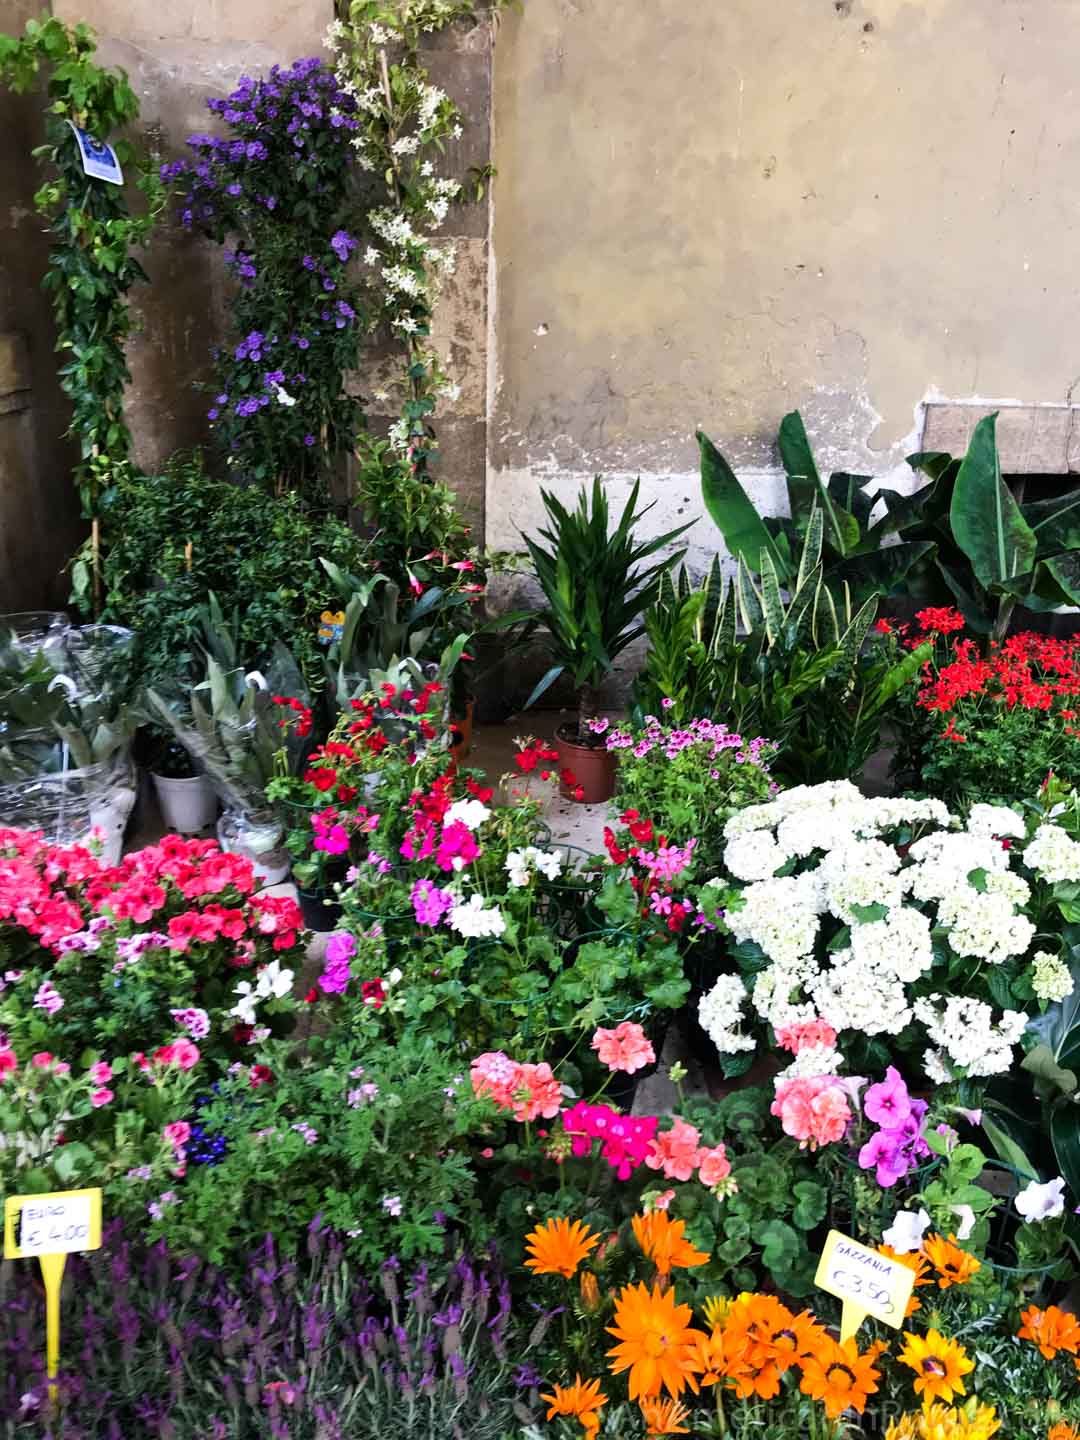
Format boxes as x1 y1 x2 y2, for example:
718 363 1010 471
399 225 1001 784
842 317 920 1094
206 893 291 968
697 1144 732 1187
775 1018 837 1055
645 1117 703 1182
89 1061 113 1085
163 1121 191 1150
90 1087 114 1108
591 1021 656 1075
771 1077 852 1150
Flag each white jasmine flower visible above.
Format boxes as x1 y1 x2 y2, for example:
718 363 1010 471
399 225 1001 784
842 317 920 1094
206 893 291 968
882 1208 931 1255
1015 1175 1067 1222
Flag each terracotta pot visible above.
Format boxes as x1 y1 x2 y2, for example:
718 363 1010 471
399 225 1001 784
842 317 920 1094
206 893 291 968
451 697 475 758
554 725 617 803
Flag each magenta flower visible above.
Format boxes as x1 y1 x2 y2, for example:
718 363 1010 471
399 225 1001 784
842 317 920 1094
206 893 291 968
857 1129 908 1187
863 1066 912 1128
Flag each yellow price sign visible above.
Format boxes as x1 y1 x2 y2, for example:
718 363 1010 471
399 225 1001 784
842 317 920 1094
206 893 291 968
4 1189 103 1406
815 1228 915 1343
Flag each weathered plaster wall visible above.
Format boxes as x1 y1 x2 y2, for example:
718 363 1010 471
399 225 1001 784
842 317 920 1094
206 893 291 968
51 0 331 471
489 0 1080 567
0 0 83 611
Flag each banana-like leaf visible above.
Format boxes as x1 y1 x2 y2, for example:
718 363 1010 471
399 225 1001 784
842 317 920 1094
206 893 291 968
778 411 822 536
1051 1104 1080 1206
828 472 875 528
829 540 937 604
699 430 791 579
1024 490 1080 556
950 412 1037 589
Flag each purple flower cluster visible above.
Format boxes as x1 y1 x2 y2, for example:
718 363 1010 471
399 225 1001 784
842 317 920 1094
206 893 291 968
411 878 455 927
319 932 356 995
857 1066 931 1187
606 713 777 773
159 58 364 491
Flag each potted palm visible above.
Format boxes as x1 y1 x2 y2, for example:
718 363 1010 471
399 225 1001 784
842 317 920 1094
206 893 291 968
522 477 691 803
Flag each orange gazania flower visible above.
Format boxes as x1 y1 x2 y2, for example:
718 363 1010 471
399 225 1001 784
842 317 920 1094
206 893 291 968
606 1282 705 1400
880 1244 933 1317
725 1292 826 1398
1018 1304 1080 1360
541 1375 608 1440
924 1233 981 1289
524 1217 599 1279
632 1211 710 1277
897 1328 975 1404
799 1335 886 1419
640 1396 692 1435
1048 1425 1080 1440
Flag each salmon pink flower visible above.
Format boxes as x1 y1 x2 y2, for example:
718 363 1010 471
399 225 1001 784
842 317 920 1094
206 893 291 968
645 1118 703 1182
592 1021 656 1074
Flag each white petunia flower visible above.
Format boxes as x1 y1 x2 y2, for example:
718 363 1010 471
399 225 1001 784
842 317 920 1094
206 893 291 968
1015 1175 1067 1223
882 1208 931 1254
444 799 491 832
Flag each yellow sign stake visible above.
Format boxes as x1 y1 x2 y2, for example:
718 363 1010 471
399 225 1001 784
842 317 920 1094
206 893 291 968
815 1228 915 1344
4 1188 103 1406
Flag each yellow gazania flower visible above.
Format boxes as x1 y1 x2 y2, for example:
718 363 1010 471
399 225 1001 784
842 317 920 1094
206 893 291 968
524 1217 599 1279
886 1399 1001 1439
540 1375 608 1440
701 1294 733 1330
898 1329 975 1404
640 1396 692 1435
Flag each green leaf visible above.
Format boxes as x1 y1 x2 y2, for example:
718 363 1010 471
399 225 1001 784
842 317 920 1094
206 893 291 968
981 1115 1037 1179
949 413 1037 589
1051 1102 1080 1202
1021 1042 1077 1100
778 410 822 534
699 430 790 580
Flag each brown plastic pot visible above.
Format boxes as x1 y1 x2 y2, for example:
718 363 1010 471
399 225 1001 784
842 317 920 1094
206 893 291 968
554 724 617 803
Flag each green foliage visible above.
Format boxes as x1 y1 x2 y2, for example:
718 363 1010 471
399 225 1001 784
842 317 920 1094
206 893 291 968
75 453 375 689
634 508 930 784
0 14 163 515
523 477 691 733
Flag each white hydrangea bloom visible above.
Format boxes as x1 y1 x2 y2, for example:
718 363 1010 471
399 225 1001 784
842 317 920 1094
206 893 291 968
751 964 817 1030
849 906 934 983
1025 825 1080 884
776 1043 843 1080
914 995 1028 1078
938 889 1035 964
811 953 912 1037
1032 950 1075 1003
697 975 757 1056
985 870 1031 907
818 838 908 923
907 831 1010 902
966 803 1027 840
725 875 821 967
723 829 791 881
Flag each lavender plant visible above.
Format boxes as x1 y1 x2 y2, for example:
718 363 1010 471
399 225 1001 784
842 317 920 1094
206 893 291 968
0 1220 539 1438
162 59 365 497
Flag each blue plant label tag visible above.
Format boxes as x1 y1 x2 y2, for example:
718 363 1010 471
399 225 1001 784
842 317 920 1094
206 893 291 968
66 123 124 185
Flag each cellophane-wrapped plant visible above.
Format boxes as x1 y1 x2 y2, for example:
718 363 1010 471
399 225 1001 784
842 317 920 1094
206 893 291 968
162 58 365 495
0 1219 541 1438
886 605 1080 806
0 828 304 1215
606 712 778 871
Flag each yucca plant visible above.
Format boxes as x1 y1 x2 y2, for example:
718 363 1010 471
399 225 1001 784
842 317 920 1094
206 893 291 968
633 508 929 783
522 477 691 742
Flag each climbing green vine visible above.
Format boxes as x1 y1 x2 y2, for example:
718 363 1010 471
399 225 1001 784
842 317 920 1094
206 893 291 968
0 15 162 519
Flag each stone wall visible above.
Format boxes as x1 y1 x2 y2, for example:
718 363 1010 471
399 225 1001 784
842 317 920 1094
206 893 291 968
0 0 83 612
488 0 1080 568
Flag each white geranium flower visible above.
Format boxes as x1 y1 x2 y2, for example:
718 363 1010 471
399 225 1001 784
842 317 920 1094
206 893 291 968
255 960 294 1002
882 1208 931 1255
229 981 258 1026
444 799 491 832
1015 1175 1067 1223
448 895 506 939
